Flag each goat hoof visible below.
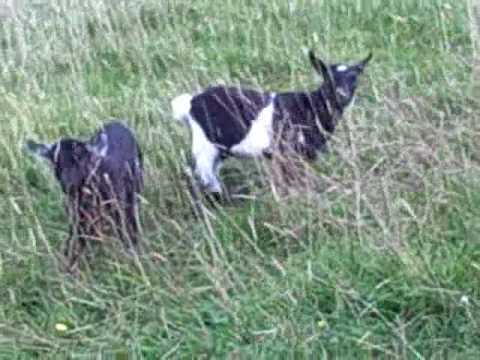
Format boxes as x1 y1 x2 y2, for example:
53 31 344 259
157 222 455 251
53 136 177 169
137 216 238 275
205 191 230 206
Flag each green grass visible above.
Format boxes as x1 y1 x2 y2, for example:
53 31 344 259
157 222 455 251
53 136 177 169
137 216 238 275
1 0 479 357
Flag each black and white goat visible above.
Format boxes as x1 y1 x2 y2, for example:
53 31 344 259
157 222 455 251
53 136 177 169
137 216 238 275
26 121 144 270
171 50 372 193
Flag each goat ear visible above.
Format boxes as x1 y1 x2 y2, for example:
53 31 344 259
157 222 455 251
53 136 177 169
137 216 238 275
308 49 328 75
308 50 335 86
357 52 373 71
25 140 54 160
308 49 340 110
86 132 108 158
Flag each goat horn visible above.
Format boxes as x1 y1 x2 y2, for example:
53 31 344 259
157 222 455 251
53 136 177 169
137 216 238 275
308 50 341 112
360 52 373 66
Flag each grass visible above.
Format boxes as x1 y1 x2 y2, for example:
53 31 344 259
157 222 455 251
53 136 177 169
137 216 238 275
0 0 479 357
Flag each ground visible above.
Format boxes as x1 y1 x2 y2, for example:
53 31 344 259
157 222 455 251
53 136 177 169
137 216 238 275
0 0 479 358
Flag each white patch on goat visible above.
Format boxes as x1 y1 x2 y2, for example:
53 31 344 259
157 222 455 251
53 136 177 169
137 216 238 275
230 95 276 157
336 87 349 98
53 142 61 163
189 118 222 193
171 93 193 123
336 64 348 72
349 95 357 108
87 132 109 158
172 93 222 192
298 131 306 145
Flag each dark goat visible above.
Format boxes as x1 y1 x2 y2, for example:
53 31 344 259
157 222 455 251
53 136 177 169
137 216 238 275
171 50 372 193
26 121 144 270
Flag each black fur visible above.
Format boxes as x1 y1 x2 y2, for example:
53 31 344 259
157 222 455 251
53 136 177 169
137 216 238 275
26 121 143 270
187 51 371 160
272 90 335 160
190 86 272 150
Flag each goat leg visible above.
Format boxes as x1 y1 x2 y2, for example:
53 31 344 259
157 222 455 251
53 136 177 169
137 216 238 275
125 203 140 252
66 234 87 273
63 225 75 258
110 204 137 254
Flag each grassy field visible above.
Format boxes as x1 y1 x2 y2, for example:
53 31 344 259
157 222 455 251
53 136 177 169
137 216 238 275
0 0 479 357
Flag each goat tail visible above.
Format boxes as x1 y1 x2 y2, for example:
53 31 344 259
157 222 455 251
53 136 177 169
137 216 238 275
171 93 193 124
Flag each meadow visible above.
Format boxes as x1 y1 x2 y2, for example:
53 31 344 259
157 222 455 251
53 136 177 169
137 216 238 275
0 0 479 357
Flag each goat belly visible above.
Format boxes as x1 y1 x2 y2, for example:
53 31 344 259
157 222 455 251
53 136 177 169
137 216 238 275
189 86 272 152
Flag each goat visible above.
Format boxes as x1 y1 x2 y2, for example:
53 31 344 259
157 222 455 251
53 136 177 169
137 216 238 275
26 121 144 271
171 49 372 194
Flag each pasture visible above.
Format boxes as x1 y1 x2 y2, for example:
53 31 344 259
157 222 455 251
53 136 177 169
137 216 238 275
0 0 479 357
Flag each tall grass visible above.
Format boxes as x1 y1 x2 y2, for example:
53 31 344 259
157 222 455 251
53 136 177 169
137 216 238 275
0 0 479 357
